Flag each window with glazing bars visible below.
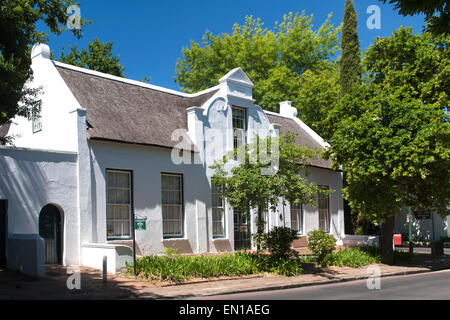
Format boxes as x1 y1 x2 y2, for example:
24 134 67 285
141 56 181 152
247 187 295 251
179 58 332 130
211 183 225 238
161 173 183 237
32 110 42 133
290 202 303 234
318 186 330 232
232 106 247 150
106 170 132 239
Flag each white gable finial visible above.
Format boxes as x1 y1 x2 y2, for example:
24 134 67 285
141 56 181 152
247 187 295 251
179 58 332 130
219 67 254 87
31 43 50 60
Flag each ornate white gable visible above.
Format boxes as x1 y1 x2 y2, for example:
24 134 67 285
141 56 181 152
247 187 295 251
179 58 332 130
219 67 254 87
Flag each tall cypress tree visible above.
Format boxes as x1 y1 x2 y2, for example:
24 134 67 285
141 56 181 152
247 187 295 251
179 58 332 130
340 0 361 95
340 0 364 235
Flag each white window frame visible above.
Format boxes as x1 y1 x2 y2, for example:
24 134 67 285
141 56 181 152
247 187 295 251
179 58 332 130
290 202 304 235
106 169 132 240
32 110 42 133
161 173 184 238
232 106 247 151
211 183 225 238
318 186 330 233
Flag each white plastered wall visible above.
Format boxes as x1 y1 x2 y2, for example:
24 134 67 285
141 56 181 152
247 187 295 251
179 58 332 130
0 147 79 266
7 44 80 152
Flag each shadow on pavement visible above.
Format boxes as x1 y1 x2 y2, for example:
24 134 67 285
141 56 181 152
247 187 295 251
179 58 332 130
0 265 165 300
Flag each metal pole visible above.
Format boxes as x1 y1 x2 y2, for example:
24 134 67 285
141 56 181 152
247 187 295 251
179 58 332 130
431 212 436 257
132 214 137 276
102 256 107 282
408 207 413 254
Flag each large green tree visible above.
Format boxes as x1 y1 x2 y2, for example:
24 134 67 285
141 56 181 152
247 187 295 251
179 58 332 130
55 37 125 77
296 67 340 140
340 0 361 96
175 12 340 113
211 133 330 251
381 0 450 35
325 27 450 263
0 0 87 128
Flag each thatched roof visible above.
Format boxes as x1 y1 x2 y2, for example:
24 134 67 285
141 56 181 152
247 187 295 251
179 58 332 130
266 113 333 169
56 63 333 169
56 64 218 151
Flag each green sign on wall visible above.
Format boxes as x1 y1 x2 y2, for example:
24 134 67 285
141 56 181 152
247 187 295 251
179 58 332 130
135 220 146 230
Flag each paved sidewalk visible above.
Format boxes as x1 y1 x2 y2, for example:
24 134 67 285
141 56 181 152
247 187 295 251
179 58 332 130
1 254 449 299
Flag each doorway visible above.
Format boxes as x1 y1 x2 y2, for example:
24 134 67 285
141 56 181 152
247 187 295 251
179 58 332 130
233 208 251 250
0 200 7 268
39 204 62 264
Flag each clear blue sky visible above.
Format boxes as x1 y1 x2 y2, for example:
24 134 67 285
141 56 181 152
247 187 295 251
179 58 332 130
43 0 426 91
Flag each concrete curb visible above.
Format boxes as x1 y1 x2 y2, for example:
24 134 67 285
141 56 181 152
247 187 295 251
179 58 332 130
188 266 450 298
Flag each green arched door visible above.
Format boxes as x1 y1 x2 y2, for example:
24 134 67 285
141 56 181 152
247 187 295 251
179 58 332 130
39 205 62 264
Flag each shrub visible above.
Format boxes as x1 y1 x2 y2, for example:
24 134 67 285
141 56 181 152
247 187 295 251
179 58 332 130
323 247 381 267
258 255 303 276
262 226 299 260
307 229 336 266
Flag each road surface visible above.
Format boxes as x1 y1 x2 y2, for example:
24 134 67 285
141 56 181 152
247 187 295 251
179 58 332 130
207 270 450 300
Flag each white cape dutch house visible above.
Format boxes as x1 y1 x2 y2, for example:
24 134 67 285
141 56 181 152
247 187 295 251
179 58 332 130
0 44 346 277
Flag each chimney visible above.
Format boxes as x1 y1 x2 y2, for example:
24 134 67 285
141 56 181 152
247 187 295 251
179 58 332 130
31 43 50 60
279 101 297 118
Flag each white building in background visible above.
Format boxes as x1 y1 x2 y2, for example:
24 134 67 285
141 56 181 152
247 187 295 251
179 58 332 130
0 44 344 277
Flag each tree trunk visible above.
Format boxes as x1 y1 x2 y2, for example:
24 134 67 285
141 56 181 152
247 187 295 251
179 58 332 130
256 207 265 252
379 215 395 264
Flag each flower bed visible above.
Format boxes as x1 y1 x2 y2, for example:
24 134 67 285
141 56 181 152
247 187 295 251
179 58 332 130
126 251 303 283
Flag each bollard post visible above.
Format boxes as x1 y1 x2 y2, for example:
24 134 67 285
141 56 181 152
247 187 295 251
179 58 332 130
103 256 107 282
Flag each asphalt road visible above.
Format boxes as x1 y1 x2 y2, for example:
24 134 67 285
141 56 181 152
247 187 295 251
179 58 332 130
207 270 450 300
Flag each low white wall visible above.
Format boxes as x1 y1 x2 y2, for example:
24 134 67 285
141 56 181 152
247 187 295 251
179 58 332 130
342 235 379 247
81 243 133 274
7 234 45 278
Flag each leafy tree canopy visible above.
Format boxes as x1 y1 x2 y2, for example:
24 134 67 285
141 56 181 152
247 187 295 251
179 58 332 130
0 0 88 127
325 27 450 262
175 12 341 116
211 133 331 250
380 0 450 35
54 37 125 77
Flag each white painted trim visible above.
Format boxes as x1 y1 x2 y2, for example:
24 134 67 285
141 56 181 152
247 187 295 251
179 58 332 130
264 110 330 148
264 110 291 119
219 67 254 86
0 145 78 156
292 117 330 148
53 60 220 98
224 78 254 88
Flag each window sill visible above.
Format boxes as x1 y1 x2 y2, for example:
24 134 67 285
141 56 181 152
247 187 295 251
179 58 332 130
213 237 229 241
162 237 187 241
107 238 132 242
